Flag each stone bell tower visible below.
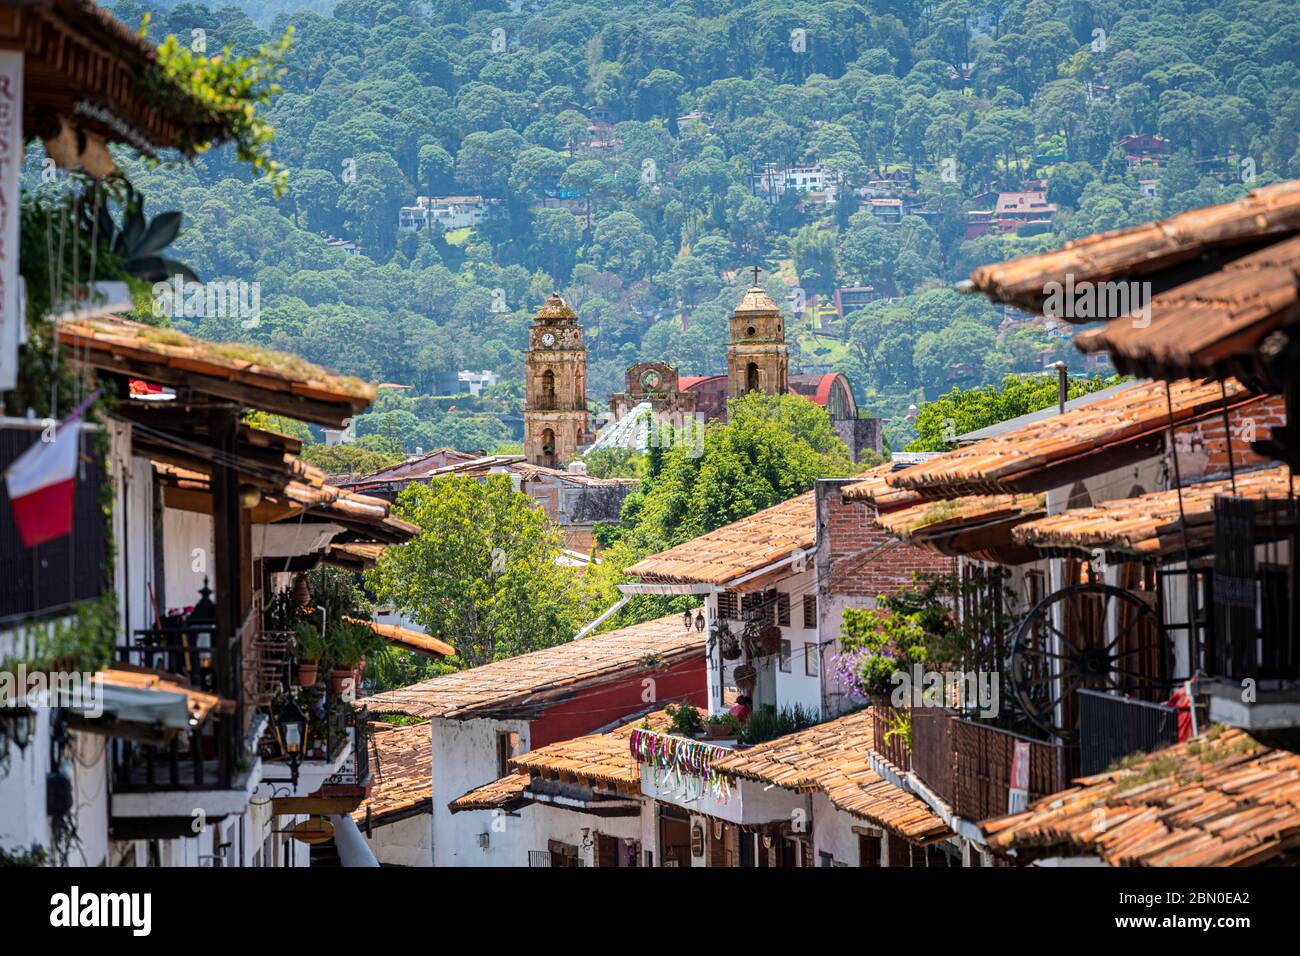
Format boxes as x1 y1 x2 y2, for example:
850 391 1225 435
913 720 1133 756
524 292 589 468
726 269 788 400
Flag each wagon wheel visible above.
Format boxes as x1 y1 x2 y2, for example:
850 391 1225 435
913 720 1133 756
1010 583 1166 740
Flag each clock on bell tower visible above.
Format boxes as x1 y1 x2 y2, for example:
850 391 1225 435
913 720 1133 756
523 292 589 468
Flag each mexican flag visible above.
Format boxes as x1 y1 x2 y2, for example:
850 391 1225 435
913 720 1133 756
5 417 81 548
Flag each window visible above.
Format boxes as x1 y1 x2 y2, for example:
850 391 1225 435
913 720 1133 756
776 593 790 626
779 640 791 672
803 594 817 629
717 592 738 620
496 731 519 778
858 833 882 867
805 642 819 677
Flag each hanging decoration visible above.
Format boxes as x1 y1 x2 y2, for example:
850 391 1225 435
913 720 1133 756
629 728 731 802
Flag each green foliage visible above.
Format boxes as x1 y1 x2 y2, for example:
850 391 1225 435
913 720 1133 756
741 703 819 745
585 392 852 629
292 619 325 664
366 475 597 667
367 647 461 693
147 18 293 194
908 373 1122 452
298 442 404 476
0 844 49 867
665 702 703 737
621 392 852 556
90 0 1298 463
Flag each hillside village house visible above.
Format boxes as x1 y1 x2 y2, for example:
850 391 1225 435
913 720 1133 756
0 311 426 866
427 488 961 867
827 180 1300 866
398 196 495 233
0 0 414 868
750 164 839 205
362 614 707 866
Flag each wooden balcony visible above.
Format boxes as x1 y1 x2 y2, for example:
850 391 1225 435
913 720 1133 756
906 707 1065 823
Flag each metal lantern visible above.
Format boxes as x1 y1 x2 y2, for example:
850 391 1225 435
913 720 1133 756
277 693 308 788
683 609 692 630
694 610 705 632
188 578 216 670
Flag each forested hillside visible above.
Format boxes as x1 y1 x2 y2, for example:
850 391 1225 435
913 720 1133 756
102 0 1300 453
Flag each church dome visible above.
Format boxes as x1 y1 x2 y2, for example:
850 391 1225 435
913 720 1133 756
732 285 780 316
534 292 577 322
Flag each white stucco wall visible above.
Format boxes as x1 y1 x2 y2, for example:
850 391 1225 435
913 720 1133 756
0 714 110 866
162 506 213 614
811 792 866 866
449 800 647 867
367 812 432 866
431 716 530 866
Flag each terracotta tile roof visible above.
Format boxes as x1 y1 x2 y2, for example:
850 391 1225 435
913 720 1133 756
885 379 1257 498
1075 232 1300 382
982 727 1300 866
448 771 532 813
362 613 703 719
325 542 386 570
353 723 431 826
967 180 1300 316
59 315 374 426
96 663 235 725
341 616 454 658
876 493 1046 561
152 448 416 545
510 708 674 786
1013 465 1296 558
713 709 950 843
841 464 928 511
625 492 816 585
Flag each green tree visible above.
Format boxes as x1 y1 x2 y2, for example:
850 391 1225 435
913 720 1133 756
908 374 1121 452
367 476 594 667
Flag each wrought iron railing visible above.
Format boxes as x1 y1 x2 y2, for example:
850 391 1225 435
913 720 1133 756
1209 495 1299 683
1076 689 1181 775
111 624 243 791
527 850 584 867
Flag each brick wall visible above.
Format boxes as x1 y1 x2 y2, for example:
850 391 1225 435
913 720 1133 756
820 482 956 598
1172 393 1286 481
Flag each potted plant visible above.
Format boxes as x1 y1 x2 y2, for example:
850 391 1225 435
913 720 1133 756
703 713 741 740
665 702 704 738
329 622 364 692
293 620 324 687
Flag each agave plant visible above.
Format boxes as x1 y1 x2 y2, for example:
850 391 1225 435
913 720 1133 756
77 181 199 283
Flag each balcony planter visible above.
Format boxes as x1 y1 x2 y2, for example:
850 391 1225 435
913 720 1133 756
295 662 319 687
330 667 355 693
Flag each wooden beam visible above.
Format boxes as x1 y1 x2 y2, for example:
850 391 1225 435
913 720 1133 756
272 796 368 816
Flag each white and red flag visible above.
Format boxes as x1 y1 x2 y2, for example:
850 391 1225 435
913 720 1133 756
4 395 96 548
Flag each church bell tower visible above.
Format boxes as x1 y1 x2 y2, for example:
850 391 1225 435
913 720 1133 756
726 269 788 400
523 292 589 468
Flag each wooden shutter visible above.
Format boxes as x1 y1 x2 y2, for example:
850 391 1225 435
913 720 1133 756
803 594 817 629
